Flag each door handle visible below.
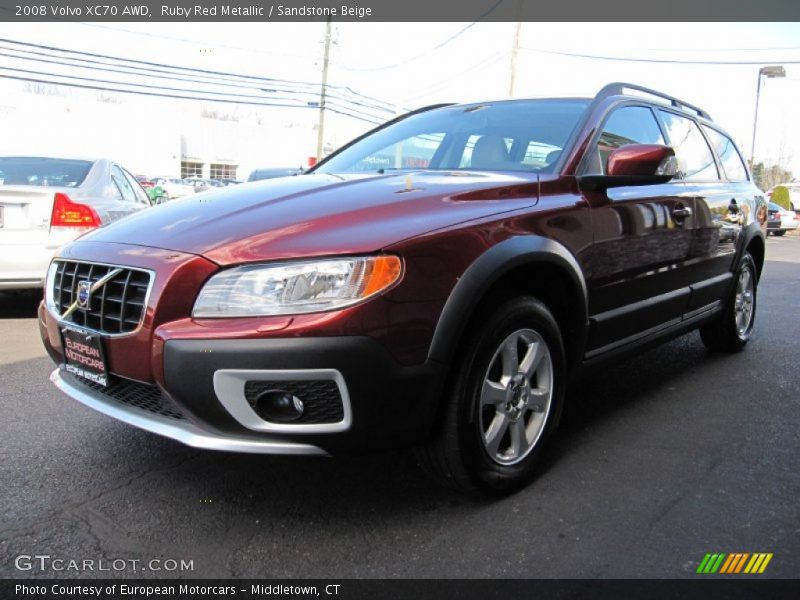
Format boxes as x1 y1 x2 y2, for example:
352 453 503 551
672 206 692 219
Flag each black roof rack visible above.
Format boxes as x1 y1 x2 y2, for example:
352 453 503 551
595 82 712 121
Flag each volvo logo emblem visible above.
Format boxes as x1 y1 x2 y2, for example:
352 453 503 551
77 280 92 309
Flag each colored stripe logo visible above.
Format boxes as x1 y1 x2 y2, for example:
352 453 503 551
696 553 773 574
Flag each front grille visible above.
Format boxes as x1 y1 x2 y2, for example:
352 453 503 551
64 370 186 420
52 260 151 335
245 379 345 424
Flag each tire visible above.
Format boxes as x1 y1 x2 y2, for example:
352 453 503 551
774 230 786 237
700 252 758 352
415 296 566 495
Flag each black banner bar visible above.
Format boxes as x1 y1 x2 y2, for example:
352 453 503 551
1 0 800 22
4 579 800 600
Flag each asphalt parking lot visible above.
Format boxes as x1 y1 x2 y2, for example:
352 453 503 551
1 236 798 580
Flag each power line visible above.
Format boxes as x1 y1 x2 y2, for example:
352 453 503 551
632 44 800 53
0 46 396 115
400 51 509 104
337 0 507 72
0 73 384 125
520 46 800 65
0 37 404 110
0 63 385 122
76 22 322 63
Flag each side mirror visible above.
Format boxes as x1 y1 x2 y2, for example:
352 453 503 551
578 144 678 192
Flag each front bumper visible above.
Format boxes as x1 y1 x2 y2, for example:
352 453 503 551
159 336 440 454
50 368 327 455
46 331 441 455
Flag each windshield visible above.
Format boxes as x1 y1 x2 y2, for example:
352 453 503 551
316 99 590 175
0 157 93 187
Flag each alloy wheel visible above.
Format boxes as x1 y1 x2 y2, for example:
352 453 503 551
479 328 553 466
734 265 755 339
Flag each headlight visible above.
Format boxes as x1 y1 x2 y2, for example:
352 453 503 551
192 255 403 318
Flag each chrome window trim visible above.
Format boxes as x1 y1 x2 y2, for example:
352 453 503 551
213 369 352 434
51 369 328 456
46 259 155 338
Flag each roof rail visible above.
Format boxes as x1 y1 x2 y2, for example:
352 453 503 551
595 82 712 121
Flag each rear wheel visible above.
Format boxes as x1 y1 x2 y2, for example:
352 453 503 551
415 297 565 495
700 252 758 352
773 230 786 236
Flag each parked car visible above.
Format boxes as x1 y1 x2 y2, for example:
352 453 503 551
0 156 151 290
151 177 194 200
187 178 226 193
147 182 168 204
135 175 153 189
247 167 303 182
182 177 206 193
767 202 798 236
132 175 167 204
39 83 766 494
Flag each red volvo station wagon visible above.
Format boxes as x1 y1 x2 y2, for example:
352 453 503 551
39 83 766 493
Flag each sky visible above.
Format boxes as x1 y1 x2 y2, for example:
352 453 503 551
1 21 799 174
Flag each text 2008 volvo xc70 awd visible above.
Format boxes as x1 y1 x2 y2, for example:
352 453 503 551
39 83 766 493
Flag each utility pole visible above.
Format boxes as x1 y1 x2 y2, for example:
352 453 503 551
315 16 332 162
508 21 521 97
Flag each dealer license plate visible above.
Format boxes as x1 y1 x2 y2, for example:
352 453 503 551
61 326 108 386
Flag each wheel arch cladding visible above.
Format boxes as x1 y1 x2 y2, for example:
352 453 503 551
745 231 765 280
427 236 589 370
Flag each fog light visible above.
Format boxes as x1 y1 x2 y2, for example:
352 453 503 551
253 390 304 422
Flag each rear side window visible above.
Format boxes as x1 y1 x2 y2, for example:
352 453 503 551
122 168 151 206
590 106 665 174
702 127 748 181
0 157 93 187
658 110 719 181
111 165 136 202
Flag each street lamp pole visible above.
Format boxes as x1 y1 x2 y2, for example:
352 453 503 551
750 65 786 166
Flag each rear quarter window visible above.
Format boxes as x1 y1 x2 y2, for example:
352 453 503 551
702 127 748 181
657 110 719 181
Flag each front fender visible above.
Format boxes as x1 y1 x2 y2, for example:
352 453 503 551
427 235 589 367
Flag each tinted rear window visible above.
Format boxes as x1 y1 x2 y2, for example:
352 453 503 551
0 157 93 188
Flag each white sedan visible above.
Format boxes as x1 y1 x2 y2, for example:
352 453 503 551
767 202 799 236
151 177 195 201
0 156 151 290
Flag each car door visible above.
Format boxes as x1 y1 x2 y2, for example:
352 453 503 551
580 105 697 355
656 112 741 316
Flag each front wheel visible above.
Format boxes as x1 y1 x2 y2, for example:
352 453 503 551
700 252 758 352
415 297 565 495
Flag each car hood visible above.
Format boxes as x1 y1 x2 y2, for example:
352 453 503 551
80 172 538 265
